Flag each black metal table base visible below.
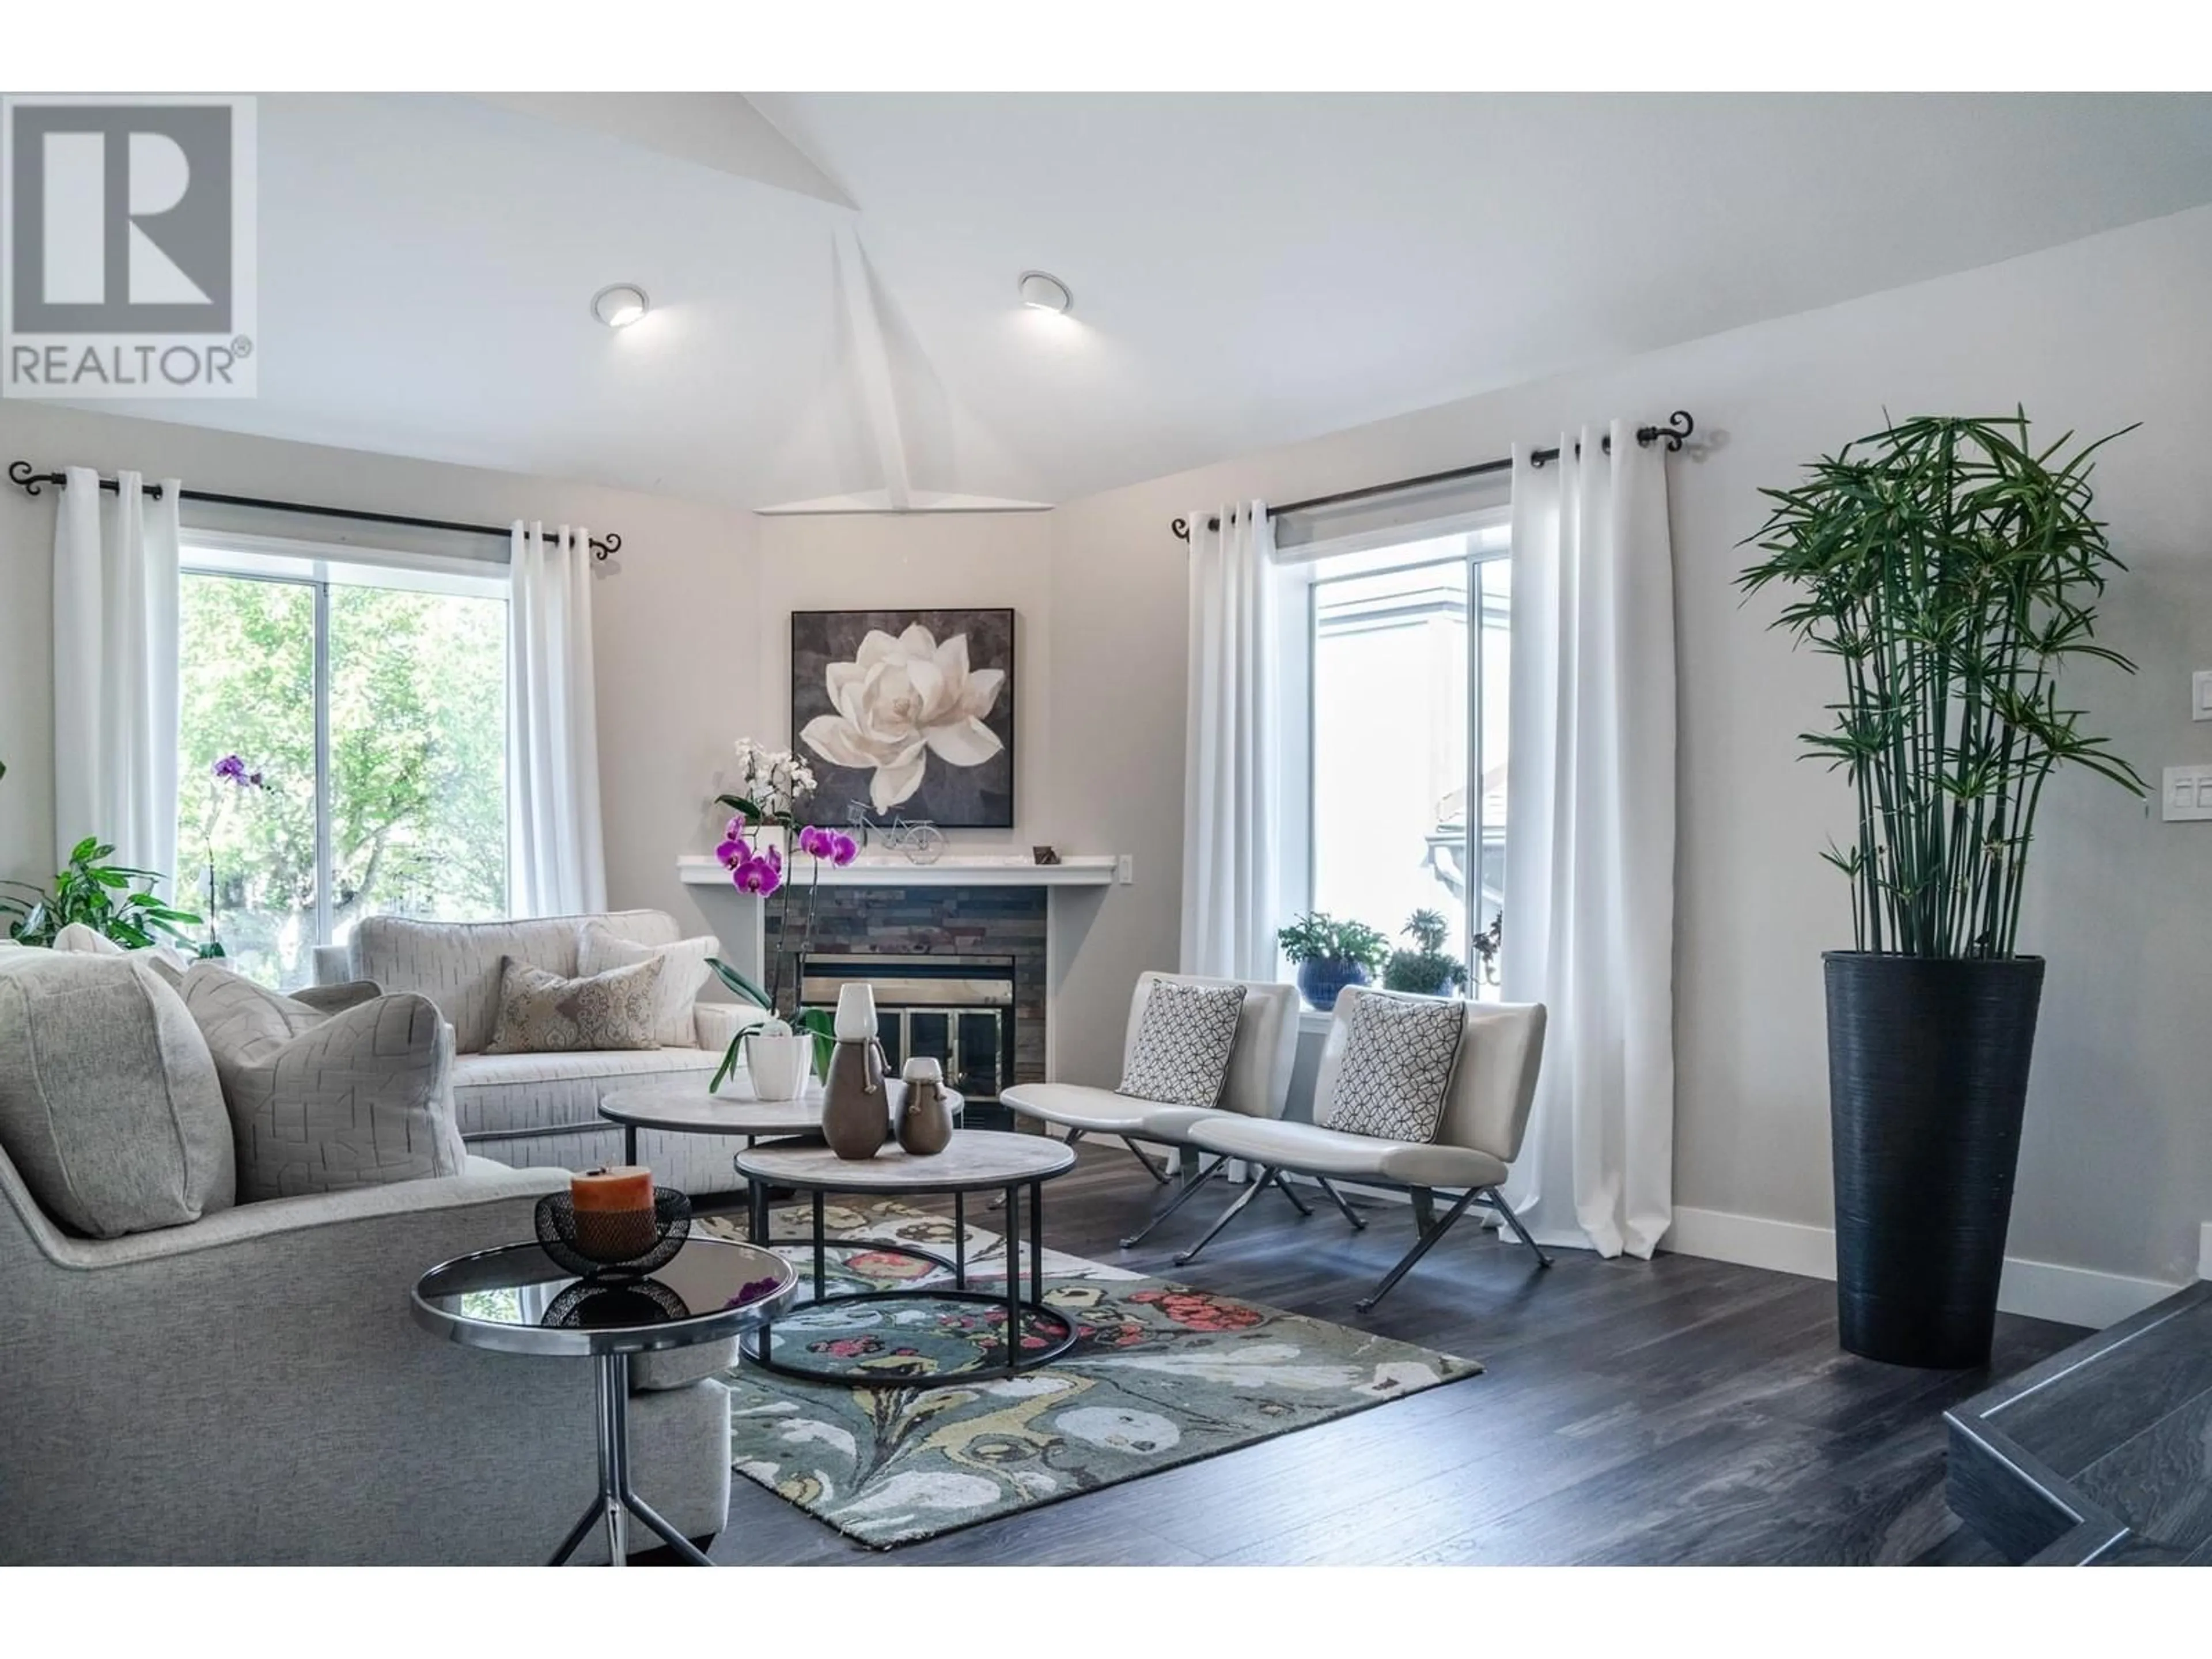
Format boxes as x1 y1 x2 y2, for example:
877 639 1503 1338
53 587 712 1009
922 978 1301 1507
548 1352 711 1567
741 1179 1075 1387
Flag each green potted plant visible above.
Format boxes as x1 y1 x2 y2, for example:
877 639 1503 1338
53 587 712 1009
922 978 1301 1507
1 836 203 950
1277 912 1389 1011
1382 908 1469 997
1740 411 2142 1368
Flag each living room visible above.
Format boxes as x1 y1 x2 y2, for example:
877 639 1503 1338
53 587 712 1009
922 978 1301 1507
3 7 2209 1631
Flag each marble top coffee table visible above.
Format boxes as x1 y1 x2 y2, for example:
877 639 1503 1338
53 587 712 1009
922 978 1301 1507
731 1130 1077 1387
599 1075 964 1166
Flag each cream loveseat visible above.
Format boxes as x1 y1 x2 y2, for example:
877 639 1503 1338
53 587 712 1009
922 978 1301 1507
316 910 761 1193
0 945 733 1565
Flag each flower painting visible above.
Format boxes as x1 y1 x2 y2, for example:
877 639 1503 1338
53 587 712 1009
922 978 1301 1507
792 609 1015 828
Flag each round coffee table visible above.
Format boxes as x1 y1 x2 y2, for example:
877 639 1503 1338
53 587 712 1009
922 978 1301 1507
731 1130 1078 1387
598 1075 964 1166
412 1234 795 1567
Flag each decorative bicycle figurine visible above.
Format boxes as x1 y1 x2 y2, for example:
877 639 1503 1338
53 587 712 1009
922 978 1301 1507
844 804 946 865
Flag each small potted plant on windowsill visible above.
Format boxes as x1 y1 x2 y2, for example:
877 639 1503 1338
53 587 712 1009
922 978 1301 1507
1382 909 1470 998
1277 912 1389 1012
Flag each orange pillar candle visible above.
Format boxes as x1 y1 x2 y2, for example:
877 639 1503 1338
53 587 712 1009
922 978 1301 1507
569 1165 657 1260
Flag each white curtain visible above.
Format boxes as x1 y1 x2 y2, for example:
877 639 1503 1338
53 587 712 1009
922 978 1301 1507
1180 502 1280 980
1502 423 1676 1259
52 467 182 892
507 522 607 918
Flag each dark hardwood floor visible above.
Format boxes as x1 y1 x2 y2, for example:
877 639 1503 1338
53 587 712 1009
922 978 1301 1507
686 1142 2082 1566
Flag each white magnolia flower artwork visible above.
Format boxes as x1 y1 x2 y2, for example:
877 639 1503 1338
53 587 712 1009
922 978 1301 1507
795 616 1013 820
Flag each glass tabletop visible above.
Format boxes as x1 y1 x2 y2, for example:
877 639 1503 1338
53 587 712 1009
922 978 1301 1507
411 1235 797 1358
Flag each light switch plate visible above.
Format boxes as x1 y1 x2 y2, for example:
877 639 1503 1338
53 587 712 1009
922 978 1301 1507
1116 854 1134 885
2163 764 2212 821
2195 670 2212 722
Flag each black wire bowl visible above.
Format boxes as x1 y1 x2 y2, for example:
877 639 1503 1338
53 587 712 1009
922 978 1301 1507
535 1187 691 1279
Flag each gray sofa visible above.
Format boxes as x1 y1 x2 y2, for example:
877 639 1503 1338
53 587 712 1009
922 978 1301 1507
0 946 732 1565
316 910 762 1194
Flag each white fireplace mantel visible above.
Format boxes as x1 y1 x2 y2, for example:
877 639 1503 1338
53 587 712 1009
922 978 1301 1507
675 853 1119 891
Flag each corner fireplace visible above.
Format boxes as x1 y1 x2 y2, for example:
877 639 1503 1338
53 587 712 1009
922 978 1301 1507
801 952 1018 1121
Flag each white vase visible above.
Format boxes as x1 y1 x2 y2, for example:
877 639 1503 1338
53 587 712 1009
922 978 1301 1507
744 1028 811 1103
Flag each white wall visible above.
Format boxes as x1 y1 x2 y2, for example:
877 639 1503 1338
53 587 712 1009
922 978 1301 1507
1050 202 2212 1302
0 400 757 945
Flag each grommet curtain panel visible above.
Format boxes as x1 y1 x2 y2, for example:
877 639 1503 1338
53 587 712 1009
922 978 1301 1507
1180 502 1281 980
506 521 607 918
51 467 183 892
1502 423 1677 1260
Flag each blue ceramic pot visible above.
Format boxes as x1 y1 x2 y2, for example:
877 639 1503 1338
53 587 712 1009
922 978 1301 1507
1296 957 1369 1012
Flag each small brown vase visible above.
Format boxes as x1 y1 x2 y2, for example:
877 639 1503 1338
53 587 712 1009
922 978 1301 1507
820 1037 889 1160
896 1058 954 1156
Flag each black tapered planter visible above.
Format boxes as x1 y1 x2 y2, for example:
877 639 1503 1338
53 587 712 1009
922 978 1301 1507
1824 952 2044 1369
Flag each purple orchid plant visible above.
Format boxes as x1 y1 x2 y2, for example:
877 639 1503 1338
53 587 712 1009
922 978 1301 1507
200 753 266 959
705 745 860 1090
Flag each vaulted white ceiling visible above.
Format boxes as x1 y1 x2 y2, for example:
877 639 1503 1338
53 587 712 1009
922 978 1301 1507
85 91 2212 510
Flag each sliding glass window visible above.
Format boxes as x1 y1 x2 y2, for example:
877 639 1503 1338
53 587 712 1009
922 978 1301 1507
177 536 510 988
1302 518 1510 997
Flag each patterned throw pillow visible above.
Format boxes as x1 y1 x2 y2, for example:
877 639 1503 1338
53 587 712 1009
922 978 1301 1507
1325 993 1466 1142
575 920 714 1048
484 955 664 1054
1115 980 1247 1108
181 961 465 1202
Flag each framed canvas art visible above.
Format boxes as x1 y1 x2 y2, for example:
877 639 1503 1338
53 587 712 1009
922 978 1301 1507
791 608 1016 828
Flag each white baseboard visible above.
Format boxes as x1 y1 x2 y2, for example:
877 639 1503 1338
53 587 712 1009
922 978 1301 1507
2199 1223 2211 1281
1666 1205 2186 1332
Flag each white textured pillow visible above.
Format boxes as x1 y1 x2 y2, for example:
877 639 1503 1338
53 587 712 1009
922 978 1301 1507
577 921 714 1048
0 952 235 1236
1115 980 1247 1108
182 963 465 1202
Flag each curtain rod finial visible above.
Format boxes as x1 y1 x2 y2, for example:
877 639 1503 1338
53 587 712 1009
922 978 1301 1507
1170 517 1191 541
7 460 44 497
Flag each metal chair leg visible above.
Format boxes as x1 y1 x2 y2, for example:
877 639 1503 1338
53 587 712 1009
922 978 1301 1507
1065 1127 1087 1148
1173 1164 1278 1266
1120 1135 1171 1184
1312 1175 1368 1231
1269 1167 1313 1217
1355 1186 1479 1312
1483 1187 1554 1268
1118 1154 1228 1249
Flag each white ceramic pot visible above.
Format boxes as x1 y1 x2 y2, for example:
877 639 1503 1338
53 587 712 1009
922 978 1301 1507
743 1027 811 1103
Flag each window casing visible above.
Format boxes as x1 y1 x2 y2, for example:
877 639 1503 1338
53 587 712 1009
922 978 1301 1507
177 532 509 988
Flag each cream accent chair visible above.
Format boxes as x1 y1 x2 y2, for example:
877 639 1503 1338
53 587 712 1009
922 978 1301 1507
1001 971 1302 1217
1179 987 1550 1309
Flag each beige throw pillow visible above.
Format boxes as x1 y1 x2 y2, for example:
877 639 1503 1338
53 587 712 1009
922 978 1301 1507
576 920 713 1048
483 955 664 1054
181 963 465 1202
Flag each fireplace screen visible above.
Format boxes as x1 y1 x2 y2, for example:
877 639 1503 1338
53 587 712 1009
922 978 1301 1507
800 953 1017 1103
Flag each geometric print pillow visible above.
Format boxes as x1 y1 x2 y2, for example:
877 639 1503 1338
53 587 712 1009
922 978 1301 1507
1324 991 1465 1142
181 962 465 1202
1115 980 1248 1109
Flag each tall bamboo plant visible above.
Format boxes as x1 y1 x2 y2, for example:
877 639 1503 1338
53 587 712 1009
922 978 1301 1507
1738 412 2144 960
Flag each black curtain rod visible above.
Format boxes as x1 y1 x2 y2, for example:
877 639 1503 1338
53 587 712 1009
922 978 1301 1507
6 461 622 562
1169 410 1695 541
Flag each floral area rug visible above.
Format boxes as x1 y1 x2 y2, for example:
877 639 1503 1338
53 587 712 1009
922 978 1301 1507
698 1202 1481 1548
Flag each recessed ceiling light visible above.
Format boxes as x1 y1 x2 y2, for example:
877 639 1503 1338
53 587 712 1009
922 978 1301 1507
1017 271 1072 315
591 283 650 328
